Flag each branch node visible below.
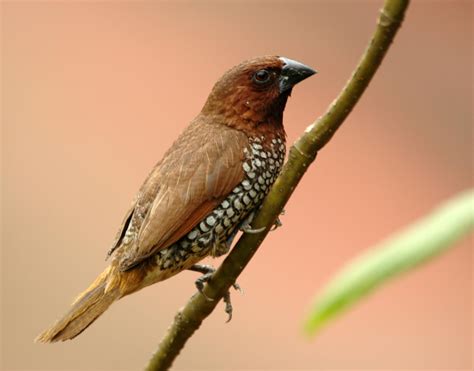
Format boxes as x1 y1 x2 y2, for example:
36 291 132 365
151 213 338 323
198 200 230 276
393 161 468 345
293 140 316 161
378 7 403 27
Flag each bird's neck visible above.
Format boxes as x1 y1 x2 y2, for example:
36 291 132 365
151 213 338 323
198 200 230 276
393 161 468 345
201 93 288 142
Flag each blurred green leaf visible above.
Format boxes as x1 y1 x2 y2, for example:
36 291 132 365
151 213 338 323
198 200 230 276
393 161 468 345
304 190 474 336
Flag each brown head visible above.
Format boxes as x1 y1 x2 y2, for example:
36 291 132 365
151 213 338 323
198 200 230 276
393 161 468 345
201 56 316 137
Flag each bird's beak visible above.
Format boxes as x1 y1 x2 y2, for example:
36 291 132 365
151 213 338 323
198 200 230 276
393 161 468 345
278 57 317 93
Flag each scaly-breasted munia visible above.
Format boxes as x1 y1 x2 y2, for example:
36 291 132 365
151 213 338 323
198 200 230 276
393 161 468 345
36 56 315 342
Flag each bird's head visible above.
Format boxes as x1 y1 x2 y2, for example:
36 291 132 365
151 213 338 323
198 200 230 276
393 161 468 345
201 56 316 135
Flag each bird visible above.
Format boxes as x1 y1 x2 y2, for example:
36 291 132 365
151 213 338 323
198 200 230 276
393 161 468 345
35 55 316 343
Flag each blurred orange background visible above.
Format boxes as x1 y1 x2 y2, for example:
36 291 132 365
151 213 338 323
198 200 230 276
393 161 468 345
2 1 472 370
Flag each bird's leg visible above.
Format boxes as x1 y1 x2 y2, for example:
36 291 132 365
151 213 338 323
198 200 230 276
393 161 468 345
188 264 241 318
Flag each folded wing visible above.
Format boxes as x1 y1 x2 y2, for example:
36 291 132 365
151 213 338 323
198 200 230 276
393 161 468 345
114 120 248 271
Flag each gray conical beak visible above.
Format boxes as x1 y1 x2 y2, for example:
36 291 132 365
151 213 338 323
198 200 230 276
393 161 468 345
279 57 317 93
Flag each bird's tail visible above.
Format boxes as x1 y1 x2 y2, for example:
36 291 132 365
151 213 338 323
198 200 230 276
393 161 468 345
35 266 121 343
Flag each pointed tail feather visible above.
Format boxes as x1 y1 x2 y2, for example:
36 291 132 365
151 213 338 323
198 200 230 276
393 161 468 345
35 267 120 342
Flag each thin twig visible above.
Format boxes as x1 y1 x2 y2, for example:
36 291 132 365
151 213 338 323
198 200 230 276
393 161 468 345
145 0 410 369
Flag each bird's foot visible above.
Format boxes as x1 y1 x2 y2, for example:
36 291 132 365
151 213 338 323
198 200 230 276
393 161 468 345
240 224 266 234
269 208 285 231
223 281 242 322
189 264 215 301
240 208 285 234
272 209 285 230
239 211 265 234
270 217 283 231
188 264 241 321
223 291 234 322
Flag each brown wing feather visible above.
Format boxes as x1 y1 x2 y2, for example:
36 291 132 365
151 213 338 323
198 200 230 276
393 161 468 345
106 201 135 258
116 119 247 270
157 199 217 250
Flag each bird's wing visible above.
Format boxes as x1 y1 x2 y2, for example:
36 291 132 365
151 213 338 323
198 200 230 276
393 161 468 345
116 120 248 271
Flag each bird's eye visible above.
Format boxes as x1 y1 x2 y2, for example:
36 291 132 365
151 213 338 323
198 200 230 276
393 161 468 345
252 69 271 85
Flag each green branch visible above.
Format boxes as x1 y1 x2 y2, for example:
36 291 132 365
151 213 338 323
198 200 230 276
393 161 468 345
145 0 410 369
